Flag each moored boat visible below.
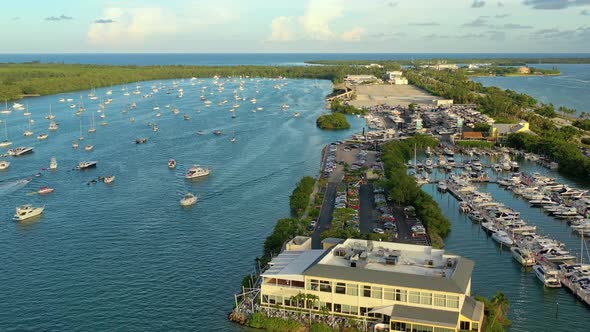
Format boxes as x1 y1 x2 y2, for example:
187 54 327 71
510 247 536 267
168 159 176 169
38 186 54 195
78 161 97 170
103 175 115 184
533 264 562 288
180 192 198 207
50 157 58 170
8 146 33 156
0 160 10 170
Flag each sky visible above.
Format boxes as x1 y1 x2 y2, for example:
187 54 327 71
1 0 589 53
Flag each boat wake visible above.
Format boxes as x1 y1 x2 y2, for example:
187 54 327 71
0 178 32 196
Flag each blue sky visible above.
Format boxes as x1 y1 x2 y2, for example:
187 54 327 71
1 0 589 53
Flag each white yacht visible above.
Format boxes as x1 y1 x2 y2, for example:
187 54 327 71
436 181 447 192
37 133 48 140
180 192 198 207
185 165 211 179
78 161 97 169
103 175 115 184
533 264 562 288
13 204 45 221
467 210 484 223
85 144 94 151
510 247 536 267
0 160 10 170
50 157 58 170
168 159 177 169
8 146 33 156
492 230 514 246
0 119 12 147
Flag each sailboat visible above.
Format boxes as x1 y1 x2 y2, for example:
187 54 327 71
1 100 11 114
78 117 85 141
23 117 33 137
88 113 96 133
45 104 55 120
230 131 237 143
0 120 13 147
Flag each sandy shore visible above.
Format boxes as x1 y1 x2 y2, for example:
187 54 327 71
348 84 441 108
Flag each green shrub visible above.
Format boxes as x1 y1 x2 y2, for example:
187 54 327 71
316 113 350 130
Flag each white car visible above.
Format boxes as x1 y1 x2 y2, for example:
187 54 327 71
373 228 385 234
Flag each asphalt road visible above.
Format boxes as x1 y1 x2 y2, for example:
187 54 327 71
359 183 375 234
312 182 337 249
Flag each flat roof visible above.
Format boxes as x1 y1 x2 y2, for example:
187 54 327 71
303 239 473 293
390 304 459 328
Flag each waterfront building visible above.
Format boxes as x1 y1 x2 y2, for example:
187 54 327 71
260 237 484 332
345 75 379 84
490 120 534 139
383 71 408 85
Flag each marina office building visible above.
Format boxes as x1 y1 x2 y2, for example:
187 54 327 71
260 237 484 332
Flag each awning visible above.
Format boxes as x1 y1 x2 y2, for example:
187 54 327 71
369 305 394 316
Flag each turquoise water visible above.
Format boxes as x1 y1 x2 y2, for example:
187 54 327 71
423 157 590 331
0 79 364 330
472 64 590 116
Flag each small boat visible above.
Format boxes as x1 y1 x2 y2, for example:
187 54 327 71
294 112 300 118
185 165 211 179
510 247 536 267
72 141 79 149
49 121 59 131
467 210 484 223
85 145 94 151
78 161 97 170
196 130 205 135
183 114 191 120
0 160 10 170
103 175 115 184
37 133 49 140
491 230 514 247
436 181 447 192
129 117 135 122
13 204 44 221
135 138 148 144
180 192 198 207
459 201 470 213
168 159 177 169
153 124 159 132
8 146 33 156
213 130 222 136
50 157 58 170
38 186 54 195
533 264 562 288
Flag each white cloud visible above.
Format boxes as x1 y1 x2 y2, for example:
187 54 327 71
269 16 297 41
87 7 178 46
341 27 366 41
301 0 343 40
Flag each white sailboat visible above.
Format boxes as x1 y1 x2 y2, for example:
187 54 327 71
0 120 13 147
88 113 96 133
78 117 84 141
45 104 55 120
23 117 33 137
1 100 11 114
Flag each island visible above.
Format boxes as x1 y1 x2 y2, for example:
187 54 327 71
316 112 350 130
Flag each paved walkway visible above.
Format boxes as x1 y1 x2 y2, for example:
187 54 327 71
359 183 375 234
312 182 337 249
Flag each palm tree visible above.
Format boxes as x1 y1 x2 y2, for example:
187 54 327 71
490 291 510 329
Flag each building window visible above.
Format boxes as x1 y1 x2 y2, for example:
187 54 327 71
412 324 433 332
409 291 420 304
434 294 446 307
335 282 346 294
391 321 407 331
471 322 479 331
434 328 454 332
460 321 470 330
308 279 319 291
384 288 394 300
420 292 432 306
262 295 269 304
363 285 371 297
319 280 332 292
334 303 342 313
269 296 276 305
284 299 291 307
360 307 368 316
395 289 407 302
372 287 383 299
346 283 358 296
447 295 459 309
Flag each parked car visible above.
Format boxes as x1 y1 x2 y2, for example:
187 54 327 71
307 220 317 231
373 228 385 234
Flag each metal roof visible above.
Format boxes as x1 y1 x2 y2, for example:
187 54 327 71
262 250 326 281
390 304 459 328
461 296 484 322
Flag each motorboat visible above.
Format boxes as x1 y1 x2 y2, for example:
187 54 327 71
481 221 498 234
49 121 59 131
533 264 562 288
85 145 94 151
467 210 484 223
78 161 97 170
72 141 79 149
436 181 447 192
50 157 58 170
168 159 177 169
459 201 470 213
8 146 33 156
0 160 10 170
213 130 222 135
185 165 211 179
492 230 514 246
183 114 191 120
530 196 558 207
196 130 205 135
294 112 300 118
38 186 54 195
13 204 44 221
103 175 115 184
180 192 198 207
510 247 536 267
135 138 148 144
37 133 48 140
